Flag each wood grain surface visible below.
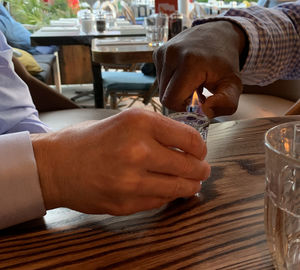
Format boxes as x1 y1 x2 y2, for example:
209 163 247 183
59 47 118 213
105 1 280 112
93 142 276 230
58 45 93 84
2 116 300 269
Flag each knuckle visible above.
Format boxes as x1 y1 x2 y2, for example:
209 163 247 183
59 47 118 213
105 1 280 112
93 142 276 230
188 129 202 150
181 156 194 176
153 46 163 62
228 104 238 114
164 44 179 62
223 95 239 115
122 141 151 165
118 108 150 128
182 50 202 66
170 180 182 198
119 108 142 121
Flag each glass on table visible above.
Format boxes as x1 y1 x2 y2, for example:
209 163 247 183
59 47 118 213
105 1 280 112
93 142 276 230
95 12 106 32
168 111 209 142
105 12 116 30
169 11 183 39
264 121 300 270
168 111 209 198
79 9 94 34
144 13 168 47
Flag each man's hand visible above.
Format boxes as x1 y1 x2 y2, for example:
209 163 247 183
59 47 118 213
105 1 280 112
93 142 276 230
31 109 210 215
153 21 247 118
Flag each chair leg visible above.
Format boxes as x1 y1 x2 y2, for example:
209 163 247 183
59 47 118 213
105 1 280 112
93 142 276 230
150 99 162 113
128 96 140 107
110 92 118 109
53 51 62 93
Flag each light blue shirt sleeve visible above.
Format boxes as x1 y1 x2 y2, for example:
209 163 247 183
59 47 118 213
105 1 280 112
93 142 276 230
0 32 49 229
0 131 46 230
0 31 50 134
193 1 300 86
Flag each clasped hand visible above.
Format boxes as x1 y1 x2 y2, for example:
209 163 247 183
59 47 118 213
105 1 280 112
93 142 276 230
153 21 246 118
31 109 210 215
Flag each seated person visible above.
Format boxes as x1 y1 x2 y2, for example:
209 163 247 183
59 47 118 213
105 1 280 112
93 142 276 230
153 2 300 119
0 31 210 229
12 55 79 112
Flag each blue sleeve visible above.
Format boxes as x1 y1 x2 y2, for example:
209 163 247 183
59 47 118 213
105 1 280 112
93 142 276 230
0 31 50 134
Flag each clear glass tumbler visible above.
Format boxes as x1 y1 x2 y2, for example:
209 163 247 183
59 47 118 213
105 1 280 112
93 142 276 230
144 13 168 46
168 111 209 197
265 121 300 270
168 111 209 142
80 10 94 34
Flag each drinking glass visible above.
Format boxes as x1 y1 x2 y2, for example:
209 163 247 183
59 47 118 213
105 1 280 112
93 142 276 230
95 12 106 32
264 121 300 270
168 112 209 197
144 13 168 46
169 11 183 39
79 10 94 34
105 12 116 30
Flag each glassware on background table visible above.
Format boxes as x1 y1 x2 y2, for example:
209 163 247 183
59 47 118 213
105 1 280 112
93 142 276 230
79 10 94 34
105 12 116 30
168 111 209 198
264 122 300 270
144 13 168 46
95 12 106 32
169 11 183 39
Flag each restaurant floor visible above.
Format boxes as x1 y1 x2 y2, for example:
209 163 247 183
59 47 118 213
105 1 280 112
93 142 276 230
61 84 161 112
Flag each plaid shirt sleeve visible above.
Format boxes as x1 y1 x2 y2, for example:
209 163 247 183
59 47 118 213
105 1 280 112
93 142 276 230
193 2 300 86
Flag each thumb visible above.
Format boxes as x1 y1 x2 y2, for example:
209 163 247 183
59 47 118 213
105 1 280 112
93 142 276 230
202 83 242 119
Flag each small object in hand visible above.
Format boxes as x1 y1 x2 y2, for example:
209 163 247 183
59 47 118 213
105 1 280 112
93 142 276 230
169 90 209 141
187 90 206 116
168 111 209 142
168 90 210 198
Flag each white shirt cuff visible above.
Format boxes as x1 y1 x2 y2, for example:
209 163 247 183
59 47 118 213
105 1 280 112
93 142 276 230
0 131 46 229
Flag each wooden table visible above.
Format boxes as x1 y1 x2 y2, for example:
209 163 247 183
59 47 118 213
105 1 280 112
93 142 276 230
31 29 146 47
31 30 146 108
91 37 156 109
3 116 300 269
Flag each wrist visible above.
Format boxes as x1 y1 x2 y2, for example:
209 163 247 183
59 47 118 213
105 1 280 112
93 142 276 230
230 22 249 70
30 133 61 210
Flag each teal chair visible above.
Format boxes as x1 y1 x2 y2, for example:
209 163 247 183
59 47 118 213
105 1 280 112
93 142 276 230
102 71 161 112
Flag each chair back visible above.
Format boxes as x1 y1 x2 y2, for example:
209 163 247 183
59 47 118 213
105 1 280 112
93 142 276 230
216 79 300 121
243 79 300 102
100 1 117 18
120 0 136 24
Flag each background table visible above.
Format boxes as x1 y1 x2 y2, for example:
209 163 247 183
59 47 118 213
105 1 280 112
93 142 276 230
31 29 146 47
2 116 300 269
91 37 155 108
31 30 146 108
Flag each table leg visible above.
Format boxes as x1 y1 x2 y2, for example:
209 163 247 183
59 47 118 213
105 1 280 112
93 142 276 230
92 61 104 108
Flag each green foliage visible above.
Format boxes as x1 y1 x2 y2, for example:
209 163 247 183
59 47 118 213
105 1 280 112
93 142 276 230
5 0 77 27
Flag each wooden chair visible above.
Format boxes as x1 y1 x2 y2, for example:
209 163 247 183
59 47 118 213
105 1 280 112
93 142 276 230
120 0 136 24
100 1 118 18
215 79 300 121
